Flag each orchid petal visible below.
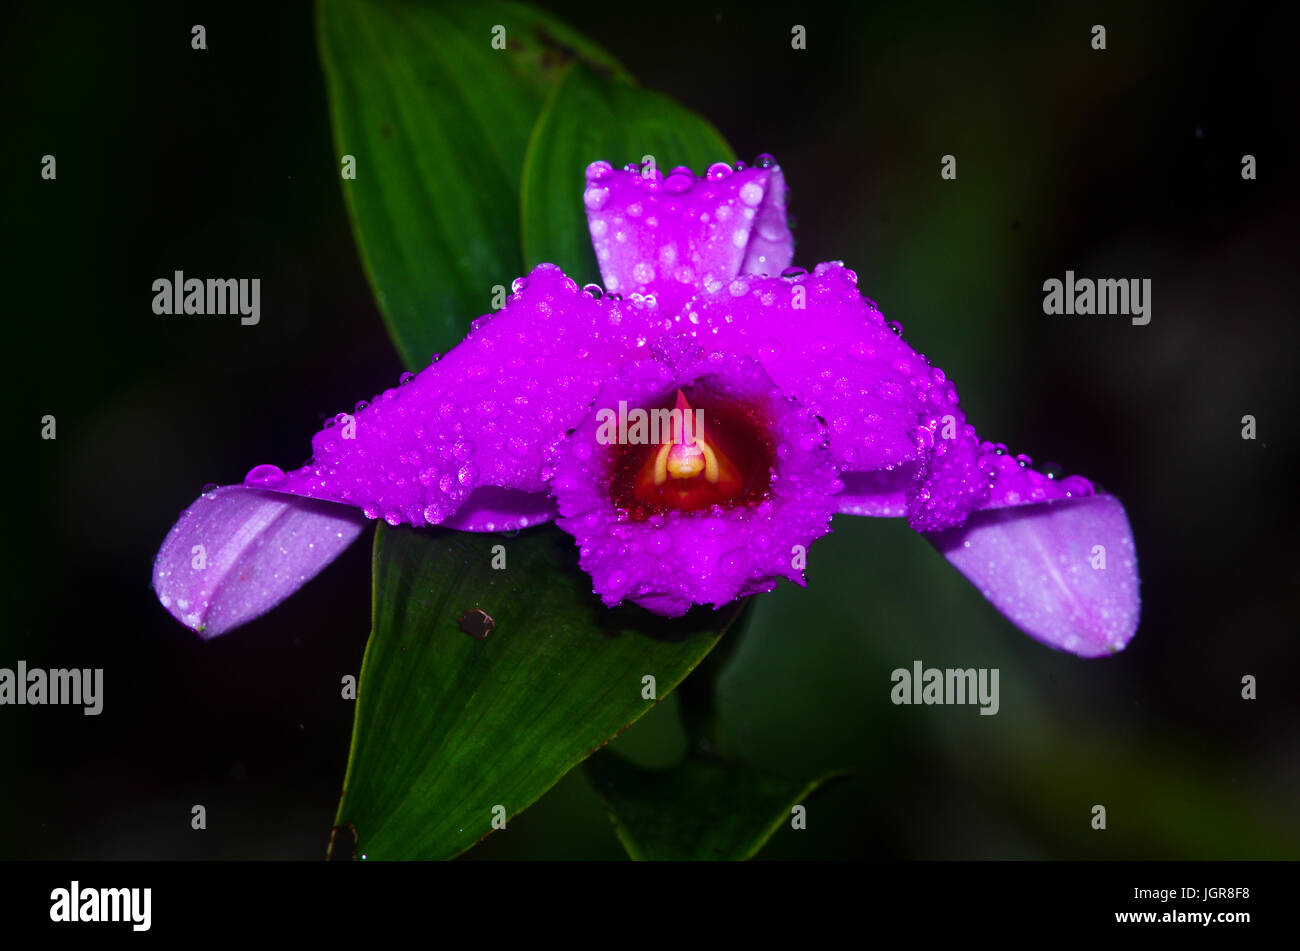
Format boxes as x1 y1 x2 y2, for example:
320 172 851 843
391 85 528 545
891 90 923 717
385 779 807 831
550 345 839 615
152 486 366 638
692 261 927 478
153 263 661 637
267 263 661 527
584 159 792 315
438 487 559 532
927 493 1140 657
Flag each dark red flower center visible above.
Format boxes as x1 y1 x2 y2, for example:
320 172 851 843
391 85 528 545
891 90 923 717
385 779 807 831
607 384 775 521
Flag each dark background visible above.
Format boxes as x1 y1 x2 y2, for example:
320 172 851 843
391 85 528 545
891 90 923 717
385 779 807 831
2 0 1296 859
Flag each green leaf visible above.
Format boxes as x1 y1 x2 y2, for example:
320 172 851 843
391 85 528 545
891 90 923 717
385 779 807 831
520 61 735 285
316 0 629 368
585 750 847 860
333 523 741 859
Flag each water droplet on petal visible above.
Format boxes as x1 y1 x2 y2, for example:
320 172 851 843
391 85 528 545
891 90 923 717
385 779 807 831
244 464 286 487
585 160 613 182
664 172 693 194
706 162 733 181
739 182 764 206
581 283 603 300
1060 475 1095 497
754 152 777 169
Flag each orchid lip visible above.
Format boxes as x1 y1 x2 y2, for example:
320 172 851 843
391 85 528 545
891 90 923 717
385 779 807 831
606 382 775 521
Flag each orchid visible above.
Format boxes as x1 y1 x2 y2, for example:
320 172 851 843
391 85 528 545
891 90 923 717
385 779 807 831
153 156 1139 657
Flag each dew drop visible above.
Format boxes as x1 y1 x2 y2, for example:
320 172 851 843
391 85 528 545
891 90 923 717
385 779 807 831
244 464 286 487
664 172 693 194
1060 475 1095 497
706 162 733 181
585 160 613 182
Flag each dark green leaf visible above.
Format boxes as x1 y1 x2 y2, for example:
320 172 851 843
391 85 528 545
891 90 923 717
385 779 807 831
520 61 735 285
585 749 847 860
333 523 740 859
316 0 629 367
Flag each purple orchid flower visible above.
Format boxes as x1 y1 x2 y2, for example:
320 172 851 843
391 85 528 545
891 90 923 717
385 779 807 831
153 156 1139 657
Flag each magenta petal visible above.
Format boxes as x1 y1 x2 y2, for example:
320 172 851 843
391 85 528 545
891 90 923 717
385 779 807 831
277 263 661 527
152 486 365 638
836 468 914 517
584 159 793 315
692 261 926 477
438 487 558 532
928 493 1140 657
